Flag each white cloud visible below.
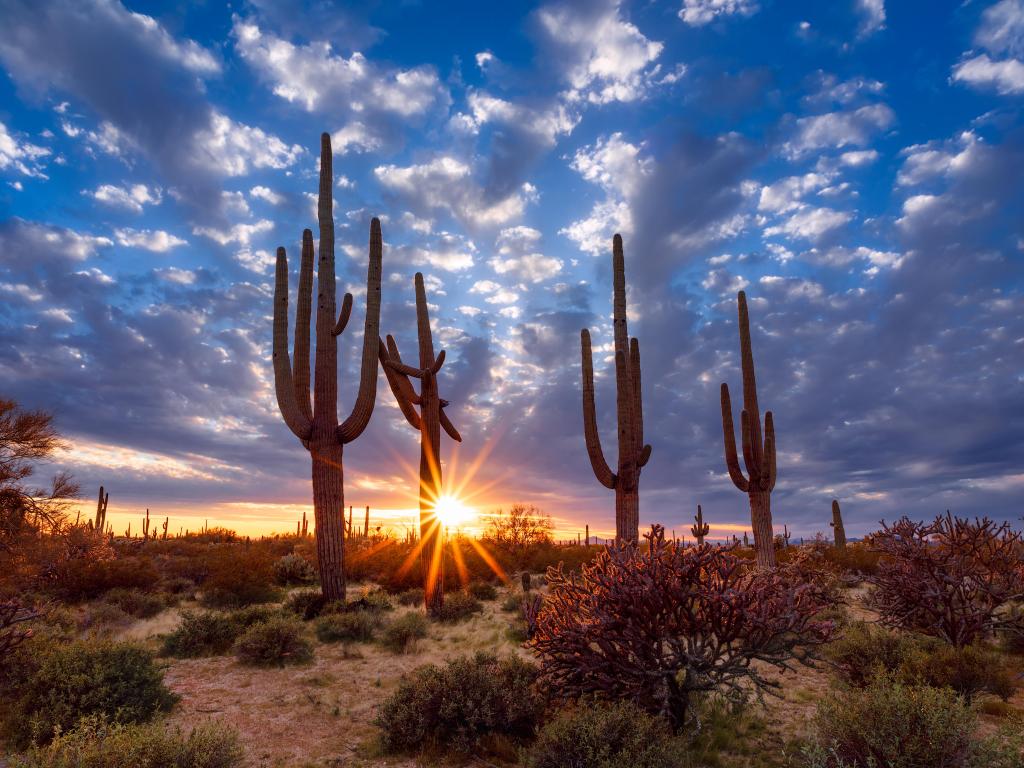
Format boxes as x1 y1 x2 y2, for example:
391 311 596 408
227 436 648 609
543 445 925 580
974 0 1024 58
785 104 895 157
332 122 383 155
114 227 187 252
764 207 852 240
758 172 831 214
839 149 879 166
855 0 886 37
0 121 50 178
952 53 1024 95
236 247 275 272
157 267 196 284
193 113 303 176
462 92 577 146
250 185 284 205
193 219 273 247
488 226 563 282
952 1 1024 95
125 9 220 74
469 280 501 295
897 131 982 186
458 305 483 317
561 199 631 256
89 183 162 213
679 0 758 26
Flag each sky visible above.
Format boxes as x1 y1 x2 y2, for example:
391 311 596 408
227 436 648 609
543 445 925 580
0 0 1022 541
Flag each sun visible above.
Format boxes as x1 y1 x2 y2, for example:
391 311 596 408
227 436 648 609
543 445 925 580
432 494 475 528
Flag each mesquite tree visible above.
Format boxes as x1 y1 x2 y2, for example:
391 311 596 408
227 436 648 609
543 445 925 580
272 133 383 602
580 234 651 543
720 290 777 569
380 272 461 613
531 525 833 732
868 513 1024 646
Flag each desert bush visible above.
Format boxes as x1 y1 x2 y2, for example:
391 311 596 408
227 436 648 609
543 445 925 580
532 525 833 732
822 540 881 576
10 714 243 768
375 652 542 754
397 587 424 606
77 602 132 634
501 592 522 612
315 611 379 643
159 576 198 596
528 700 690 768
347 587 394 613
102 588 167 619
0 638 177 747
199 548 278 608
56 557 160 601
284 588 326 619
380 612 428 653
272 553 316 586
999 604 1024 655
825 622 915 687
868 514 1024 645
810 673 976 768
468 581 498 601
233 616 312 667
431 590 483 623
160 607 279 658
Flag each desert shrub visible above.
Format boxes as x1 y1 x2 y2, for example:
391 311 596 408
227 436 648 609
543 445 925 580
347 587 394 613
812 672 973 768
233 617 312 667
431 591 483 623
76 602 132 634
284 588 326 619
56 557 160 601
315 611 379 643
822 541 881 576
482 504 553 554
102 588 167 619
528 700 690 768
10 714 243 768
396 587 424 606
468 581 498 601
375 652 542 754
272 553 316 586
501 592 522 612
868 514 1024 645
0 638 177 748
161 611 239 657
380 612 428 653
159 576 197 596
199 549 278 608
533 525 833 732
825 622 915 686
999 605 1024 655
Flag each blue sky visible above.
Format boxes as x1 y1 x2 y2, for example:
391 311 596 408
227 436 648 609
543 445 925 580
0 0 1022 539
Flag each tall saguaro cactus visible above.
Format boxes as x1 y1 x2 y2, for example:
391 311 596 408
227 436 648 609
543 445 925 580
272 133 383 602
93 486 108 533
720 291 777 570
830 499 847 549
691 504 709 546
580 235 652 543
380 272 462 613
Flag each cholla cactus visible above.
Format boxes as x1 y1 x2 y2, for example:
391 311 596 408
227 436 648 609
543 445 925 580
720 291 777 569
691 504 709 546
272 133 383 602
580 235 652 543
380 272 462 614
830 500 847 549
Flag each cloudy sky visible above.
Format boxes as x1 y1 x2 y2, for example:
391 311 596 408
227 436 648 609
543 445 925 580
0 0 1022 540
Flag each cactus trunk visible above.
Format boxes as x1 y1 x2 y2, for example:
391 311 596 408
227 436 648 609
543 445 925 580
750 491 774 569
312 443 346 599
831 499 847 549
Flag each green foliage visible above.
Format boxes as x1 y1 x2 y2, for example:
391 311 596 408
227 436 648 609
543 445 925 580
430 591 483 623
314 611 379 643
0 638 177 748
56 557 160 601
160 607 279 658
396 588 424 606
812 672 973 768
233 617 313 667
528 700 691 768
380 612 428 653
283 589 326 619
467 581 498 601
272 553 316 586
10 715 243 768
102 588 167 619
375 652 542 754
198 549 278 608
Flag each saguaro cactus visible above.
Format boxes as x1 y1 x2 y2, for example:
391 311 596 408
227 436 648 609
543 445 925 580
720 291 777 569
162 517 169 540
691 504 709 546
364 505 369 538
94 486 108 533
142 508 150 541
380 272 462 613
830 499 847 549
272 133 383 602
580 235 652 543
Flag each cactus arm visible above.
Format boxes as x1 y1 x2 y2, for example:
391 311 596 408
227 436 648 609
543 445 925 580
439 409 462 442
386 335 422 405
338 218 384 445
638 444 652 467
581 329 617 490
737 291 763 472
386 358 425 379
630 337 651 467
331 293 353 336
293 229 314 422
414 272 435 369
720 383 749 492
764 411 776 491
379 337 421 429
273 246 313 441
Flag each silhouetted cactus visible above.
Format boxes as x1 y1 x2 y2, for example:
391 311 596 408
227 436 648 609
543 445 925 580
93 486 108 533
142 508 150 541
161 517 169 540
580 235 651 543
720 291 777 569
831 499 847 549
272 133 383 602
690 505 709 546
364 505 370 538
381 272 462 614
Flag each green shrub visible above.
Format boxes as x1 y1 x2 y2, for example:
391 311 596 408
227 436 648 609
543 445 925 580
56 557 160 601
77 602 132 634
284 589 326 619
375 652 542 754
353 587 394 613
528 701 691 768
10 714 243 768
380 612 429 653
0 639 177 748
199 549 278 608
233 617 313 667
102 588 167 619
431 591 483 623
501 593 522 612
825 622 914 686
273 554 316 586
812 672 973 768
161 611 239 658
315 612 379 643
397 588 424 606
468 582 498 601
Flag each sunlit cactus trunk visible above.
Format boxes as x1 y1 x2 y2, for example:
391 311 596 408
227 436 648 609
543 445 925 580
831 499 847 549
272 133 383 602
380 273 462 614
580 235 651 544
720 291 777 569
